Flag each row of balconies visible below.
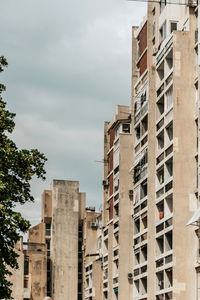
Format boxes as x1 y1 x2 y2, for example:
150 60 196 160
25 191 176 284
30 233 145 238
134 229 148 248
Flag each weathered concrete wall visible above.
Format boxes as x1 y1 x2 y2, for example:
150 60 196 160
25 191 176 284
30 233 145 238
84 211 100 262
107 224 113 300
29 252 47 300
118 133 133 300
42 190 52 223
28 222 47 300
92 260 103 300
146 3 157 299
51 180 80 300
173 30 196 300
9 249 24 300
28 223 45 244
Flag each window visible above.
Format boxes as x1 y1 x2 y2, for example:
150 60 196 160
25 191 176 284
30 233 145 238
122 123 130 133
114 203 119 217
98 237 102 250
114 176 119 192
157 130 164 150
153 22 156 36
45 223 51 236
46 239 51 256
78 240 82 252
134 185 140 205
134 279 140 293
24 279 29 288
24 259 29 275
134 218 140 234
114 148 119 169
141 91 147 106
135 98 140 114
115 125 120 140
137 40 140 60
166 87 173 109
157 167 164 187
160 22 166 43
78 262 82 273
78 282 82 293
156 271 164 290
141 180 147 199
166 122 173 142
141 115 148 135
170 22 177 33
165 231 173 251
135 125 141 143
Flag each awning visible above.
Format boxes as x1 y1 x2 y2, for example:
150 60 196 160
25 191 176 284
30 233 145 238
187 206 200 226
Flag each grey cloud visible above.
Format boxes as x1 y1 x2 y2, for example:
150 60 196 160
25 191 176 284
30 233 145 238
1 0 146 227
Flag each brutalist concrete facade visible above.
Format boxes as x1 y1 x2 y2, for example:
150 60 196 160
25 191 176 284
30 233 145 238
51 180 86 300
10 180 86 300
101 105 133 300
131 2 199 299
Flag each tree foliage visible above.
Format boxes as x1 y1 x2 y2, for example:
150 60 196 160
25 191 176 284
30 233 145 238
0 57 47 299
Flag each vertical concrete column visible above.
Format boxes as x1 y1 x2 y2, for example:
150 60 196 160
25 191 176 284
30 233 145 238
51 180 80 300
173 31 196 300
118 134 133 300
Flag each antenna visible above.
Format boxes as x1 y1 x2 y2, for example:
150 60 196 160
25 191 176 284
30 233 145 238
94 159 108 164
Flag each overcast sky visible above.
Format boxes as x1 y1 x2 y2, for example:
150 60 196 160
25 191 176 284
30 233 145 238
1 0 146 226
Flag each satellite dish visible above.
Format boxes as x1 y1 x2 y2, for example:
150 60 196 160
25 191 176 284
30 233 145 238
43 298 52 300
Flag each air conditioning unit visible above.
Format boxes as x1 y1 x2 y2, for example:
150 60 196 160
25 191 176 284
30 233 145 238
153 47 158 56
187 0 197 6
81 245 85 251
129 189 134 197
127 273 133 279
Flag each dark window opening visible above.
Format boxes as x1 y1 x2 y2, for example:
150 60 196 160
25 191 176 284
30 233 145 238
24 259 29 275
45 223 51 236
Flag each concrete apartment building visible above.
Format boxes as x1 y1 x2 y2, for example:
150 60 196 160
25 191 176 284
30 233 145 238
82 106 134 300
10 180 86 300
131 1 199 300
101 105 133 300
86 1 200 300
83 209 102 300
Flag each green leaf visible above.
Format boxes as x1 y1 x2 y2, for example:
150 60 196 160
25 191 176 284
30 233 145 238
0 58 47 298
